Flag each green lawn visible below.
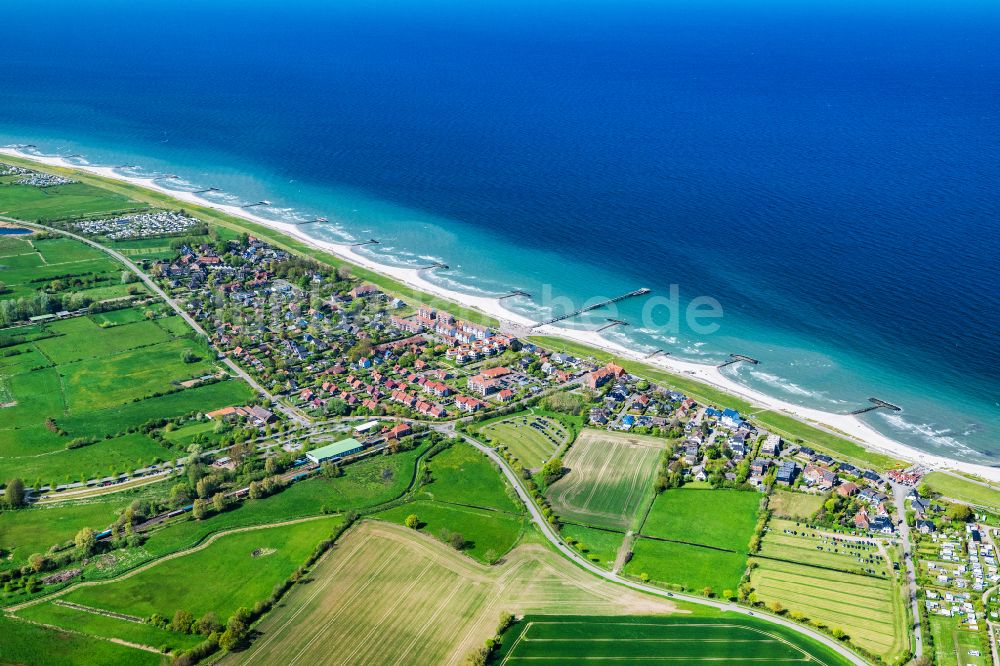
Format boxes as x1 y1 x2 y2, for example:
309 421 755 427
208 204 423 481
495 615 855 666
624 538 748 594
417 441 522 513
375 499 526 564
62 517 341 622
32 236 108 264
0 432 177 486
57 379 255 439
59 338 213 412
640 487 761 553
922 472 1000 511
17 601 203 653
0 614 164 666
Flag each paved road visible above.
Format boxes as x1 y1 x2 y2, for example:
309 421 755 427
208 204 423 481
890 480 923 659
458 431 872 666
7 218 308 426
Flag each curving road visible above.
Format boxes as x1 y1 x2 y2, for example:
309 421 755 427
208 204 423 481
458 431 873 666
7 218 874 664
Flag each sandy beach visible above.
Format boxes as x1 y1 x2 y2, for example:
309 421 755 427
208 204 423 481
3 146 997 483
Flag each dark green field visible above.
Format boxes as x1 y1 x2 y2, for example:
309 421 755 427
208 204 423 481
496 615 854 666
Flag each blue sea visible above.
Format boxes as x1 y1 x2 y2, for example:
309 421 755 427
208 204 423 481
1 0 998 463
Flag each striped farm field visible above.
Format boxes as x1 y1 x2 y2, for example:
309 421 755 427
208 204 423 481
750 557 906 659
546 428 666 530
495 615 855 666
225 521 678 666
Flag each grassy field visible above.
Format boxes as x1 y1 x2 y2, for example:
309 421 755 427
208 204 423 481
624 538 749 594
481 414 569 469
495 615 855 666
750 557 905 659
0 300 243 484
770 489 826 520
221 521 679 666
0 179 144 222
760 519 890 577
546 428 666 530
640 487 761 552
0 614 165 666
929 614 989 666
56 516 341 622
17 600 203 653
527 336 903 471
922 472 1000 511
0 496 130 570
375 499 527 564
560 523 624 569
417 441 522 513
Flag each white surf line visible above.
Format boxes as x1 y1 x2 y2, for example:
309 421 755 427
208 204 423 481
2 147 996 483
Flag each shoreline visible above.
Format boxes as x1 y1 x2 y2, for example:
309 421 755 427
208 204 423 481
3 146 998 484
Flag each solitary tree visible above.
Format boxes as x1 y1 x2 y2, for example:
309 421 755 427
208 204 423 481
192 498 207 520
75 527 96 556
405 514 420 529
4 478 25 508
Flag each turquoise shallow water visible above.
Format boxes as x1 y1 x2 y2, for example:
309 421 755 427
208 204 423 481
0 0 998 463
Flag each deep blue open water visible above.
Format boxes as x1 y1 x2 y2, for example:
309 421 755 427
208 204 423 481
1 0 997 462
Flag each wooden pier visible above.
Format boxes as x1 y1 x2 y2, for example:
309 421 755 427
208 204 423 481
417 262 449 271
293 217 328 226
241 200 271 209
192 187 219 194
645 349 668 360
596 319 629 333
849 398 902 416
532 288 651 328
717 354 759 369
349 239 379 247
498 290 532 301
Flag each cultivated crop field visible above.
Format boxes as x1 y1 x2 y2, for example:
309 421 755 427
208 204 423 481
495 615 855 666
750 557 905 659
226 521 677 666
546 429 666 530
481 414 569 468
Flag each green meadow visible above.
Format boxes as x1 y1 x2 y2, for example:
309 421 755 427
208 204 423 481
60 517 341 621
0 614 163 666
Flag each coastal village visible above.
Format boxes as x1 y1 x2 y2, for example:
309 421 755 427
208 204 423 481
1 169 999 666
